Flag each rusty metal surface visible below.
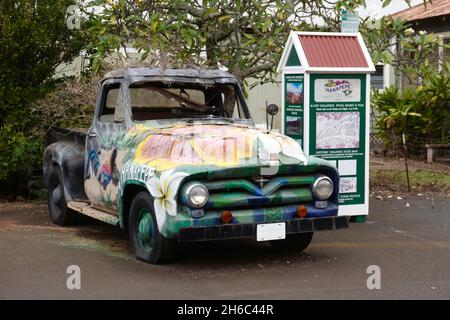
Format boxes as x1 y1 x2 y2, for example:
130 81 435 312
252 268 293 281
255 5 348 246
103 67 238 84
68 201 120 226
391 0 450 22
299 34 368 68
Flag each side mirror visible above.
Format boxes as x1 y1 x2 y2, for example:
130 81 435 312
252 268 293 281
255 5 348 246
267 104 279 116
266 104 279 132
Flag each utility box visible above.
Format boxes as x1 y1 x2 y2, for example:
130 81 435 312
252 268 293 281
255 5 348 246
277 31 375 217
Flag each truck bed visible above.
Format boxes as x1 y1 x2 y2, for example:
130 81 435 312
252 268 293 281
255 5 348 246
46 126 87 147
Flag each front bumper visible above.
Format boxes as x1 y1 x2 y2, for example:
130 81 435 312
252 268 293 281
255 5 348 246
178 216 349 242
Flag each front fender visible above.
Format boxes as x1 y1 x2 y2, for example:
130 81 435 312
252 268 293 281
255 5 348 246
118 161 156 228
118 161 189 237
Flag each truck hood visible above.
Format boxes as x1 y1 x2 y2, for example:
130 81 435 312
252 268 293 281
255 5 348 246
122 122 308 173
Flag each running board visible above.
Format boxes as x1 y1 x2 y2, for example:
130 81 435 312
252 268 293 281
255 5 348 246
68 201 120 226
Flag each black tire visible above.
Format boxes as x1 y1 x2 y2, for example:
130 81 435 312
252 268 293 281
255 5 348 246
270 232 314 252
47 166 77 226
129 191 177 264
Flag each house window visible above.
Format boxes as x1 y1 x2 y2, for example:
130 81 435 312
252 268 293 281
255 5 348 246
443 38 450 70
372 65 384 90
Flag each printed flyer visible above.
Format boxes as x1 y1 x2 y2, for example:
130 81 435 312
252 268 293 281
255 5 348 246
309 74 366 206
284 74 304 148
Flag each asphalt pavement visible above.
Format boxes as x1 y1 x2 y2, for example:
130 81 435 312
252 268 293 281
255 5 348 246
0 196 449 299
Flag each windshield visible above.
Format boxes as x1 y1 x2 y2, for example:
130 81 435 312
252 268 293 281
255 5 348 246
129 82 251 122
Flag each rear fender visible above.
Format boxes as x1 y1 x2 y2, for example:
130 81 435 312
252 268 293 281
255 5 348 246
43 142 87 201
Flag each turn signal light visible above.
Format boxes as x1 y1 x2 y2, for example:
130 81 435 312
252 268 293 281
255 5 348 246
221 210 233 224
296 205 307 218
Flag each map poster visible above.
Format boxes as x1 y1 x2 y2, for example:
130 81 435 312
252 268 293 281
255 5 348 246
309 74 366 207
284 74 304 148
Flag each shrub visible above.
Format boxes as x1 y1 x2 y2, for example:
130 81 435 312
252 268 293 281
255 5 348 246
0 0 87 199
32 74 100 131
372 70 450 157
0 125 44 199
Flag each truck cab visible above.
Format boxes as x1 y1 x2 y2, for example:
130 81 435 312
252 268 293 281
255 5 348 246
43 68 348 264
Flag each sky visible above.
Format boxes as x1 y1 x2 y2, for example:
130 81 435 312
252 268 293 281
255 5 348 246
358 0 424 18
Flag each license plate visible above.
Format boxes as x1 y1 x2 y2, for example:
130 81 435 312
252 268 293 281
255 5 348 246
256 222 286 241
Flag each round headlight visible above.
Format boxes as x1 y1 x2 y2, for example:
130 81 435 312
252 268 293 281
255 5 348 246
312 176 333 200
184 182 209 208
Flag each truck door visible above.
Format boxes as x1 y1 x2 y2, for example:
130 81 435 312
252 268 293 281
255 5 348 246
84 81 127 212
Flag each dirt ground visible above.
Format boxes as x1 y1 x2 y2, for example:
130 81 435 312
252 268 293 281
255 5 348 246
1 197 449 299
370 154 450 173
369 154 450 199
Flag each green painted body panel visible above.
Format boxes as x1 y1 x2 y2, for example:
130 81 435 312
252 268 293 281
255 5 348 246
262 176 316 195
204 179 265 196
207 188 313 208
84 120 338 239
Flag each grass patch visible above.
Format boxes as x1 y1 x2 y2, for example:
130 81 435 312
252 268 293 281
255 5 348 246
370 170 450 195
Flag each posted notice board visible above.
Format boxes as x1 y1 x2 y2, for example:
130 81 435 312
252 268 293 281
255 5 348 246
308 74 367 210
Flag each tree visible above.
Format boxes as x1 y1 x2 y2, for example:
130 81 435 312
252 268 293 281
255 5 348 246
0 0 87 192
360 15 446 86
84 0 379 87
365 13 450 155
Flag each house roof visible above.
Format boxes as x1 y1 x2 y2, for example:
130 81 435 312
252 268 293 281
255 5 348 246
391 0 450 22
298 34 368 68
277 31 375 73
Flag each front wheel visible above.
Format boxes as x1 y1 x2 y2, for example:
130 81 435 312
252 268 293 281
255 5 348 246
129 191 176 264
270 232 314 252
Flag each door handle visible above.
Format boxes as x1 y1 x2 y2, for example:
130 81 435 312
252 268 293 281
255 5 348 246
89 132 97 138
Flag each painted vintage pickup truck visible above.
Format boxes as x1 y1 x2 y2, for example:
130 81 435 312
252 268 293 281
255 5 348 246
43 68 348 264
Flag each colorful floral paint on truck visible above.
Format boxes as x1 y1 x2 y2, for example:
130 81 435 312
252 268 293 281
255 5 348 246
43 68 348 264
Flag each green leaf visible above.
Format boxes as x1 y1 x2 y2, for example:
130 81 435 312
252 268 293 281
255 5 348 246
382 0 392 8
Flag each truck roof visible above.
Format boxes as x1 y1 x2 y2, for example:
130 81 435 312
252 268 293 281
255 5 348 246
102 67 238 83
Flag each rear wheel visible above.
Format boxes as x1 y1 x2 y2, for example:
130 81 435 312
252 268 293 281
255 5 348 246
129 191 176 264
270 232 313 252
47 166 77 226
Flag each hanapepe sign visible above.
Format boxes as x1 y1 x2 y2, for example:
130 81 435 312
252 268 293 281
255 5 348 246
314 78 361 102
